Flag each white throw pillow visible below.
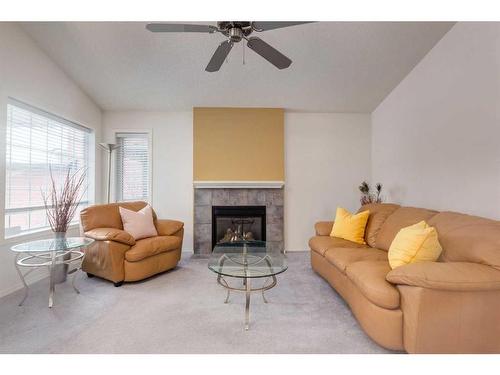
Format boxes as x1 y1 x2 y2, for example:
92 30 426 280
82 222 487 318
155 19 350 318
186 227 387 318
119 205 158 240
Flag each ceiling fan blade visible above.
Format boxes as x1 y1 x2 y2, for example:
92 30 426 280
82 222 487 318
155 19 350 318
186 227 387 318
246 37 292 70
146 23 216 33
205 40 234 72
252 22 313 32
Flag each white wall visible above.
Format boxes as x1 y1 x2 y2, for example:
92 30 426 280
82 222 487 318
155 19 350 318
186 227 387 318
285 113 371 251
0 23 103 297
102 111 194 251
372 23 500 219
102 111 371 253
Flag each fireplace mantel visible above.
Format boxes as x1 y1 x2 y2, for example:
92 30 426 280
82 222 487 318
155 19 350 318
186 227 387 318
193 181 284 189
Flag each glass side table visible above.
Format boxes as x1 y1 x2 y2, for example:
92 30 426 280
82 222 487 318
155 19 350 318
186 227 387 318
10 237 94 308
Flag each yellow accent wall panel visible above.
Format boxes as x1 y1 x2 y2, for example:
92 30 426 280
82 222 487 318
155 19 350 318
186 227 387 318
193 107 284 181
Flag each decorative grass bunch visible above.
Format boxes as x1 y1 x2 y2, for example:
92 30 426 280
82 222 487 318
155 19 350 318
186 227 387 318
42 167 87 233
359 181 383 205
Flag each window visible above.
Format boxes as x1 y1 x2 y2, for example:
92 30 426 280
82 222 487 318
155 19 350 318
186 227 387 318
115 132 151 202
4 99 92 238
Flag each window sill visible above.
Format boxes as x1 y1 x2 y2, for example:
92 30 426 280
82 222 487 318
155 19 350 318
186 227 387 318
1 224 81 246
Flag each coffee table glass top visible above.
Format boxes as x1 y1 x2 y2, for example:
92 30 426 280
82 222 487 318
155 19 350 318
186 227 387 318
208 240 287 278
11 237 94 253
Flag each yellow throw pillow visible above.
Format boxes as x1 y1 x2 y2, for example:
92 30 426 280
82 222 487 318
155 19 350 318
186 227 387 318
330 207 370 245
388 221 443 269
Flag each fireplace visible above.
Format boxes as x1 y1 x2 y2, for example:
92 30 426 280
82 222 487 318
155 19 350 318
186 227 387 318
193 188 283 255
212 206 266 250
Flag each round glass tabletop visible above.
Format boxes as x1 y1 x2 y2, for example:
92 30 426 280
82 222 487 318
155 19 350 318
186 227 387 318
208 240 287 278
11 237 94 253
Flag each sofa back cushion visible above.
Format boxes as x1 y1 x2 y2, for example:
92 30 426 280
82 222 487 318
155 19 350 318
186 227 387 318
428 211 500 269
375 206 439 251
80 201 157 232
358 203 400 247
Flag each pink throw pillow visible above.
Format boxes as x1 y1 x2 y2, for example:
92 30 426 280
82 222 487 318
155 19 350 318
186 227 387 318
119 205 158 240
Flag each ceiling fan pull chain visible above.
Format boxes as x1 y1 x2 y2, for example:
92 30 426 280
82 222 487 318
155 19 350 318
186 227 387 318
243 42 246 65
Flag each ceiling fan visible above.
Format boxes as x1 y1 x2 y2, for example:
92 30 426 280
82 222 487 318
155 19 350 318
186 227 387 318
145 21 312 72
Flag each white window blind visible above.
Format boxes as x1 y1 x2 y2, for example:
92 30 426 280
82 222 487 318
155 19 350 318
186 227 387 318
4 99 92 238
115 132 151 202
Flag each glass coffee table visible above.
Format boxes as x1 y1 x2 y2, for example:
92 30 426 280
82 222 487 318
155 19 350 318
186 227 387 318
11 237 94 308
208 240 287 330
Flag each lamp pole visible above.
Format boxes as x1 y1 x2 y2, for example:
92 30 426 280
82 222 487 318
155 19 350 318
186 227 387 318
99 143 120 204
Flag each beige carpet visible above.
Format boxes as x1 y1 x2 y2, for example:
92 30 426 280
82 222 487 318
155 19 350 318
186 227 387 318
0 251 392 353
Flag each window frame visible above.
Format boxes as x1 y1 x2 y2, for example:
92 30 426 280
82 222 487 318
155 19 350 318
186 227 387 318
2 97 95 241
112 129 153 205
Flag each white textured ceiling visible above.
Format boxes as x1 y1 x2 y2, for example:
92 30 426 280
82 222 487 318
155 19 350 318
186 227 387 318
20 22 454 112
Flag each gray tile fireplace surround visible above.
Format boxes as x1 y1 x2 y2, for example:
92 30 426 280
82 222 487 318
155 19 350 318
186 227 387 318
193 188 284 255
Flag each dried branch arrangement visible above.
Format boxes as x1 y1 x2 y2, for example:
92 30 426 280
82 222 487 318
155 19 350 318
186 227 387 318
42 167 87 233
359 181 383 205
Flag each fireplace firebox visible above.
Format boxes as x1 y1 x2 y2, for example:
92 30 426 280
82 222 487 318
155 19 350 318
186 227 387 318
212 206 266 250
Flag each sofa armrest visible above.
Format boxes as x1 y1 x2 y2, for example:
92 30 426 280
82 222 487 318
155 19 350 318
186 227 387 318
386 262 500 291
315 221 334 236
155 219 184 236
84 228 136 246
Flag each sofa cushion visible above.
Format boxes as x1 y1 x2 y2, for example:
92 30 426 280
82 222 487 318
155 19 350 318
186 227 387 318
376 207 439 251
125 236 182 262
309 236 367 257
358 203 400 247
427 211 500 269
346 261 400 309
324 247 388 273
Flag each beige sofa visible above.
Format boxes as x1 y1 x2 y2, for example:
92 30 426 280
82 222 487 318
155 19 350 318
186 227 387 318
80 201 184 286
309 203 500 353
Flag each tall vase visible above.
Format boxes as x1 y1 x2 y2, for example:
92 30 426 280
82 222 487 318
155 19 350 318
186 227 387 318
52 232 70 284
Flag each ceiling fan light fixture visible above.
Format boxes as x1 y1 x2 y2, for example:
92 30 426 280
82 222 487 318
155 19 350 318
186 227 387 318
229 27 244 42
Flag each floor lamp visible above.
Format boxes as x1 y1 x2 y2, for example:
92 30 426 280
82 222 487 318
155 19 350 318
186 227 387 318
99 143 120 204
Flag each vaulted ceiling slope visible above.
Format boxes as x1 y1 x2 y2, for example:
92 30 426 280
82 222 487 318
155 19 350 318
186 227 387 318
20 22 454 112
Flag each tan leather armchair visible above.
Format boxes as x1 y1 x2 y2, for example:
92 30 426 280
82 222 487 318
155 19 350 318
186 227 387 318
80 201 184 286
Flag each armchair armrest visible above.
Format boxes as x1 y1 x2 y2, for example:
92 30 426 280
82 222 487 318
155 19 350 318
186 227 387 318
315 221 334 236
84 228 136 246
386 261 500 291
155 219 184 236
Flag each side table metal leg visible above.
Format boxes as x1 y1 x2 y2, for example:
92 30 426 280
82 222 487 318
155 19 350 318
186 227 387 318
14 254 29 306
72 270 80 294
245 277 251 331
262 288 268 304
72 250 83 295
48 252 56 308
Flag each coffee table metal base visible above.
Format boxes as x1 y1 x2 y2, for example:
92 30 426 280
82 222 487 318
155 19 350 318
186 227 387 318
217 274 277 330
